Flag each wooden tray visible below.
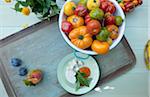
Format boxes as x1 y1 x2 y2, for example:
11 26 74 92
0 16 136 97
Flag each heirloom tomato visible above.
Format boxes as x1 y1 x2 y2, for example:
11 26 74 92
67 15 84 28
69 26 93 49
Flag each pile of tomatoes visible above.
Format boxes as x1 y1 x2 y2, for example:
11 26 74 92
117 0 143 12
61 0 123 54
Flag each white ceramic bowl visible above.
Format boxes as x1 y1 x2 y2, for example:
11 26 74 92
59 0 125 55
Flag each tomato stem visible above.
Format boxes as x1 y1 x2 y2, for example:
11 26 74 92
78 35 84 40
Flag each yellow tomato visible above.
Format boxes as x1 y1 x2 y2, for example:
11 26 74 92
67 15 84 28
87 0 100 10
64 1 76 16
91 40 109 54
21 7 30 16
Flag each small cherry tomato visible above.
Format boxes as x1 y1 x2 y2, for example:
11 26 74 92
115 16 123 26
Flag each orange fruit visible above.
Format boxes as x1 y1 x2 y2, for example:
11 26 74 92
21 7 30 16
91 40 109 54
79 67 91 78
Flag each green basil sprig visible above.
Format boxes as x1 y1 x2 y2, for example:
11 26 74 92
75 71 92 91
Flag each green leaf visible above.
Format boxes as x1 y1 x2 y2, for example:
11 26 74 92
117 0 123 3
27 0 34 7
76 72 89 87
75 71 93 91
14 2 22 12
23 80 35 86
37 0 45 6
18 1 28 7
52 6 60 14
15 2 19 8
45 0 51 7
43 7 49 13
50 1 57 6
80 72 87 77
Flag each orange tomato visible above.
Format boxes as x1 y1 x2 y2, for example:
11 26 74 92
106 25 119 33
67 15 84 28
110 31 119 39
69 26 93 49
79 67 91 78
106 25 119 40
91 40 109 54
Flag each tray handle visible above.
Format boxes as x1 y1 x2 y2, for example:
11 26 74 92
74 51 89 60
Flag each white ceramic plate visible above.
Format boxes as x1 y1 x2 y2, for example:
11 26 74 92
57 52 100 95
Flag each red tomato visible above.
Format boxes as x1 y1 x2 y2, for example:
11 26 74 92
74 4 88 17
79 67 91 78
85 14 92 25
99 0 107 3
61 21 73 34
104 15 115 26
87 20 101 35
100 1 116 14
124 2 135 12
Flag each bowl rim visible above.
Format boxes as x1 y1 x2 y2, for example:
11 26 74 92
59 0 126 55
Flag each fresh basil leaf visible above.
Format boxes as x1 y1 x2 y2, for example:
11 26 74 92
77 72 89 87
80 72 87 77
